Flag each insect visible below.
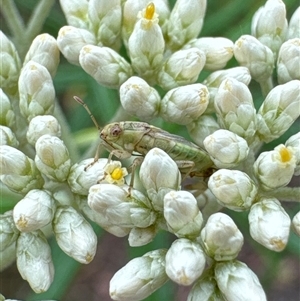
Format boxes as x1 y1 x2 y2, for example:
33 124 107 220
74 96 214 178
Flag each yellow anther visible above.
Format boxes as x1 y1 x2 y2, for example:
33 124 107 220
111 167 124 180
145 2 155 20
279 146 292 163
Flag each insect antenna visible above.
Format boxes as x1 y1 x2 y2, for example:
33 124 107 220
73 96 102 132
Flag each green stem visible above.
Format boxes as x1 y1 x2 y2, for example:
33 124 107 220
260 186 300 202
53 99 81 163
259 76 274 98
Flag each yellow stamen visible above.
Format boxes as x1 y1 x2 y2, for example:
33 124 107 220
145 2 155 20
280 146 292 163
111 167 123 180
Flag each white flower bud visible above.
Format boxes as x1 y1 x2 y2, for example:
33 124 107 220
18 61 55 121
215 260 267 301
109 249 168 301
23 33 60 77
287 7 300 39
67 158 108 195
251 0 288 58
158 48 206 90
88 0 122 49
249 198 291 251
53 206 97 264
160 84 209 125
165 238 206 286
140 148 181 211
35 135 71 182
57 26 96 65
0 31 21 91
188 273 223 301
0 145 44 194
186 37 234 71
166 0 206 50
59 0 89 29
128 226 156 247
214 78 257 142
208 169 257 211
204 130 249 169
164 191 203 239
0 126 18 147
285 132 300 175
253 144 296 190
201 213 244 261
0 89 15 127
277 38 300 84
234 35 274 82
292 211 300 236
26 115 61 146
128 3 165 82
187 115 220 148
0 211 19 251
79 45 133 88
13 189 55 232
257 80 300 142
203 66 251 88
119 76 160 121
16 231 54 293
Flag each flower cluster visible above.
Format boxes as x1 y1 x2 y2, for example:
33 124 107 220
0 0 299 300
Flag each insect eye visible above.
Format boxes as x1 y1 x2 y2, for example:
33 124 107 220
111 125 122 137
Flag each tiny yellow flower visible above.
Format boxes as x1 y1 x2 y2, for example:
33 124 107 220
103 161 128 185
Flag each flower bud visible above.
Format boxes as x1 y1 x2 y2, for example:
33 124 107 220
215 260 267 301
79 45 133 88
140 148 181 211
13 189 55 232
157 48 206 90
187 272 223 301
201 213 243 261
160 84 209 125
292 211 300 236
0 211 19 251
0 126 18 147
0 31 21 93
0 89 15 127
249 198 291 251
16 230 54 293
166 0 206 50
185 37 234 71
18 61 55 121
119 76 160 121
57 26 96 65
128 226 156 247
208 169 257 211
186 115 220 148
23 33 60 77
287 7 300 39
164 191 203 239
59 0 89 29
88 0 122 50
67 158 108 195
285 132 300 175
35 135 71 182
253 144 296 190
128 3 165 82
257 80 300 142
165 238 206 286
234 35 274 83
0 145 44 194
109 249 168 301
204 130 249 168
277 38 300 84
214 78 257 143
0 242 16 272
251 0 287 58
53 206 97 264
26 115 61 146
